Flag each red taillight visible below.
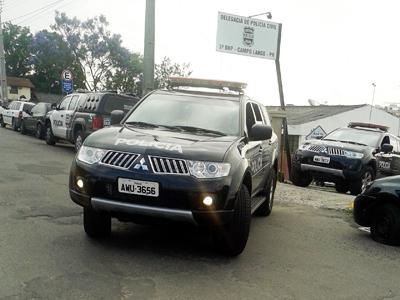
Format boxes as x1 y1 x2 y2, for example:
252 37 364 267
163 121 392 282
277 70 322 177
92 115 103 130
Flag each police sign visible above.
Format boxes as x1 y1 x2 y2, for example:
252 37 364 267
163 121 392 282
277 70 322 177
61 69 73 94
216 12 280 60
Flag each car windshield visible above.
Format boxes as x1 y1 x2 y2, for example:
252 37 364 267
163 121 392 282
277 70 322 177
323 128 381 147
124 93 240 136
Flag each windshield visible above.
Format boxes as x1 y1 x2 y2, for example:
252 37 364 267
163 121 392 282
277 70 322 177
124 94 240 136
323 128 381 147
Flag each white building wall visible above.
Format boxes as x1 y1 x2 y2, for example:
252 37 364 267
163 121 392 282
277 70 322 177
7 86 31 101
288 105 400 145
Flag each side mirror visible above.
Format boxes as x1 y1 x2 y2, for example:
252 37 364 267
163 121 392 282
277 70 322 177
110 110 124 125
51 103 57 110
249 124 273 141
381 143 393 154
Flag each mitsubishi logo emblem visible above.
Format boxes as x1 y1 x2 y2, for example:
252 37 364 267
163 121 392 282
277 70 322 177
134 157 149 171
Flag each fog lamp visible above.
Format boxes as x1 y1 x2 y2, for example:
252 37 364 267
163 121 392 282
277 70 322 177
77 178 84 189
203 196 213 206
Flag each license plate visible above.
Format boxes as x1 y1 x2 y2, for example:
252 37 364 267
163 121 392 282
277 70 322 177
313 156 330 164
118 178 159 197
103 118 111 127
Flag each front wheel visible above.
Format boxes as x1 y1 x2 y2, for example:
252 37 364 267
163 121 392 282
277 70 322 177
349 167 374 196
371 204 400 246
36 123 44 139
83 208 111 238
0 115 5 128
74 130 84 152
255 169 277 216
290 166 313 187
213 184 251 256
45 125 56 145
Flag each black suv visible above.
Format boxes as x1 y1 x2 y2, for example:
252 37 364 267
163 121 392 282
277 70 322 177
45 91 139 151
69 78 279 256
291 123 398 195
20 102 52 138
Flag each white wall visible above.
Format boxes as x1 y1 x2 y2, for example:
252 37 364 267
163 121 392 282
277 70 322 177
288 105 400 145
7 86 31 101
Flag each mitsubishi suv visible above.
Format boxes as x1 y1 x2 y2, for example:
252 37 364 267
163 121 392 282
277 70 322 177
69 77 279 256
291 122 397 195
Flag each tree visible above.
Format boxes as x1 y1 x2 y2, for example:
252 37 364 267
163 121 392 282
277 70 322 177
52 12 134 92
3 22 33 77
154 57 192 89
30 30 85 93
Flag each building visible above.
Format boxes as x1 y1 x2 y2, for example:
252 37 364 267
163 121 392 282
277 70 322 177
268 104 400 152
32 92 63 104
6 77 35 101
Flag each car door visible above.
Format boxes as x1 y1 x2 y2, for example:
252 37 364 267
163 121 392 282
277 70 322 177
244 102 264 195
51 96 71 138
24 103 38 130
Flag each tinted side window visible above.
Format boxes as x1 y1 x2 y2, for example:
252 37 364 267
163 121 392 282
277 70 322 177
23 103 34 113
102 95 138 114
251 103 264 123
246 102 256 133
59 97 71 110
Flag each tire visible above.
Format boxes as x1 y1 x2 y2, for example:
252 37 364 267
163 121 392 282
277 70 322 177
12 118 19 131
35 123 44 139
0 115 5 128
83 208 111 238
74 129 84 152
20 120 26 135
290 165 312 187
371 204 400 246
213 184 251 256
349 167 374 196
45 124 56 145
335 184 349 194
255 169 277 216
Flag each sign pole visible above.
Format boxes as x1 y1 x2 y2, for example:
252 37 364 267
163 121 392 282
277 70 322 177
275 23 292 177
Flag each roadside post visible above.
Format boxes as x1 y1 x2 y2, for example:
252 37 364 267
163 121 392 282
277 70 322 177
61 69 74 95
216 12 292 177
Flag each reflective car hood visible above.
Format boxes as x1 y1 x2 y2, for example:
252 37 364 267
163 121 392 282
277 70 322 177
84 126 239 162
303 139 374 153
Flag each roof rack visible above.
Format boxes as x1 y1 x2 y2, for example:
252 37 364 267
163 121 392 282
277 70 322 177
168 77 247 93
348 122 389 132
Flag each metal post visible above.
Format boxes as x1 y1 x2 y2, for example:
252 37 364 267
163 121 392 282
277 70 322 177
275 23 292 177
368 83 376 122
143 0 155 96
0 2 7 102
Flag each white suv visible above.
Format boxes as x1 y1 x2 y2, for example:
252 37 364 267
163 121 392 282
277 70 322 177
1 101 35 131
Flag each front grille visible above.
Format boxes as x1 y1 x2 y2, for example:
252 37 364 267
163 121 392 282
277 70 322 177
149 156 189 175
327 147 346 156
308 145 327 153
101 151 139 169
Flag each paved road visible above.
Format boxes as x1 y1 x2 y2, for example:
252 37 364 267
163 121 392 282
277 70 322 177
1 127 400 299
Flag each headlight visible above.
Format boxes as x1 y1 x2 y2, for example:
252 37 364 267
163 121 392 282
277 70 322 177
187 161 231 178
299 144 311 150
343 150 364 159
77 146 107 164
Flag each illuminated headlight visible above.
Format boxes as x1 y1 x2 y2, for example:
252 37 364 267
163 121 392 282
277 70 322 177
77 146 107 164
343 150 364 159
187 161 231 178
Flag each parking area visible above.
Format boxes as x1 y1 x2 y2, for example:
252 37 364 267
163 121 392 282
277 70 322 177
1 126 400 299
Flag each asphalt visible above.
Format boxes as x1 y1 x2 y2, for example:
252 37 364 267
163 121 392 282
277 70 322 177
0 127 400 300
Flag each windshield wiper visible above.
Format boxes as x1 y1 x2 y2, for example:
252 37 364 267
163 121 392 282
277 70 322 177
171 125 227 136
124 121 159 128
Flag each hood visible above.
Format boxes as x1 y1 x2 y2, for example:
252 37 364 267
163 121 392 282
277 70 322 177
84 126 239 162
302 139 374 153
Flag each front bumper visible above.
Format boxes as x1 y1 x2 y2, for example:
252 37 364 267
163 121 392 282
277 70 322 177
293 150 363 181
69 159 236 226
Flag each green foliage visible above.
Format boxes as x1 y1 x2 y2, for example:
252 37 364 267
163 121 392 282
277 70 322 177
3 22 33 77
155 57 192 89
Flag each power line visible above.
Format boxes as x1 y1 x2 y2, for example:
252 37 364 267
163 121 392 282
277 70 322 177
5 0 66 23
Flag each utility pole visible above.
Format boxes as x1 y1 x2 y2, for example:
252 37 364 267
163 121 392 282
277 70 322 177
0 0 7 102
143 0 155 96
368 83 376 121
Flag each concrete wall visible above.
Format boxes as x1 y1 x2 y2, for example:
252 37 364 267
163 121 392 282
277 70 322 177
7 86 31 101
288 105 400 145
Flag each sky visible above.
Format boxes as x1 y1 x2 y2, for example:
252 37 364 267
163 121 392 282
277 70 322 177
4 0 400 106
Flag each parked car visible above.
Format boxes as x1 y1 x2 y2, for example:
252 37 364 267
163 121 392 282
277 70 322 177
291 122 400 195
69 77 279 256
353 175 400 246
1 101 35 131
45 92 139 151
20 102 52 138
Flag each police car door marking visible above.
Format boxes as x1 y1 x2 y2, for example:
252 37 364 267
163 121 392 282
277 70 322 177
53 120 63 127
250 153 263 174
378 161 391 169
115 138 183 153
